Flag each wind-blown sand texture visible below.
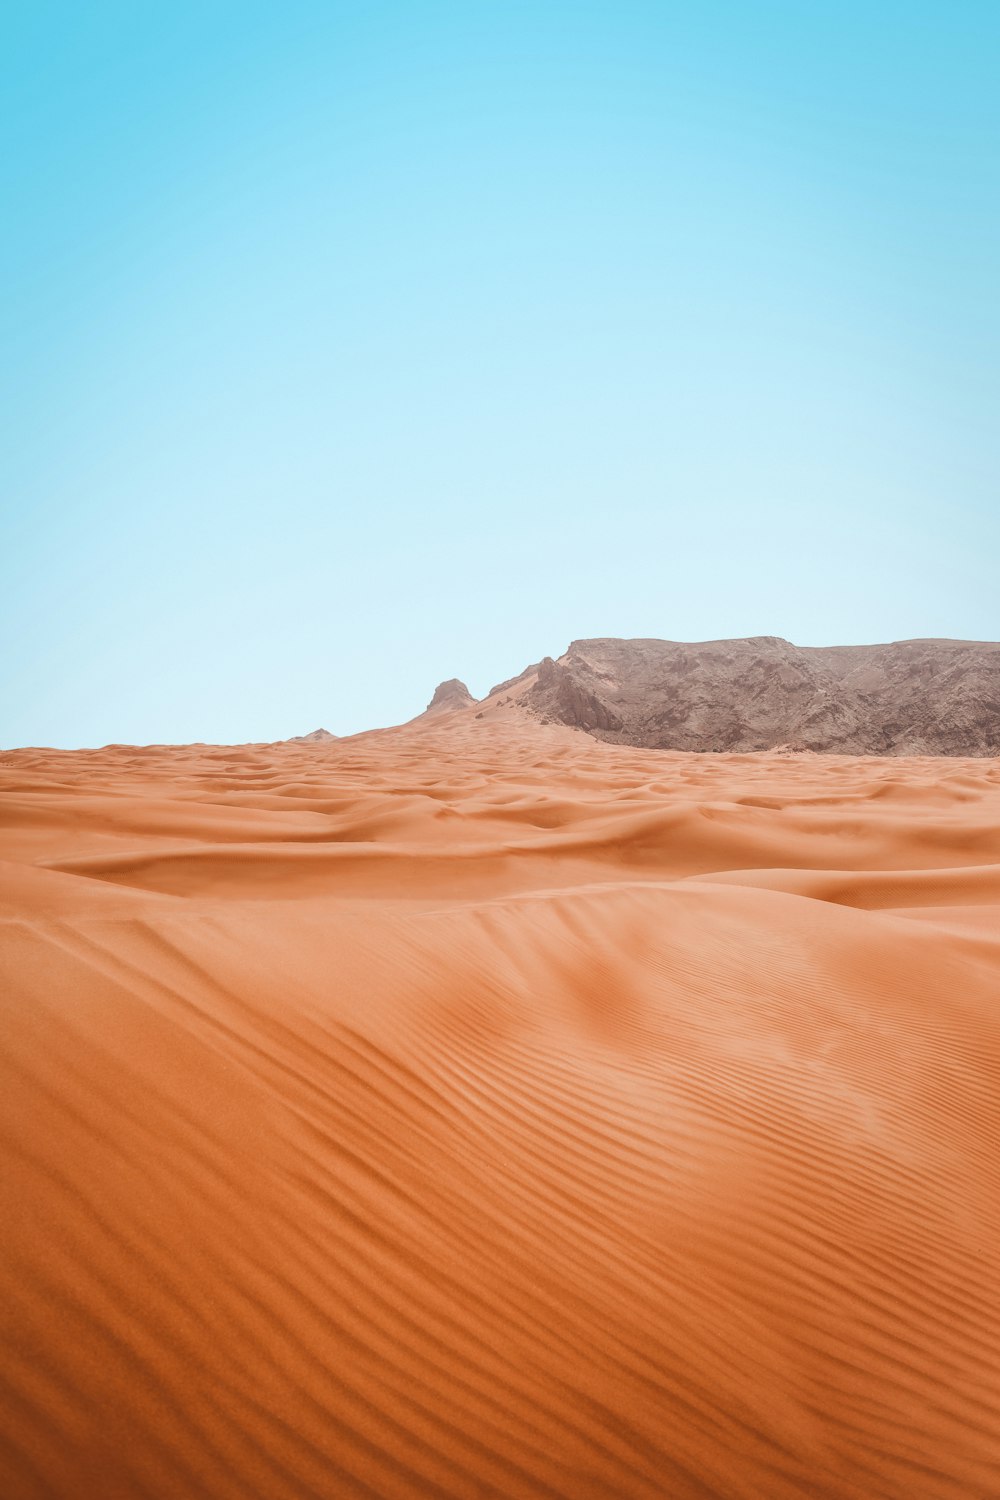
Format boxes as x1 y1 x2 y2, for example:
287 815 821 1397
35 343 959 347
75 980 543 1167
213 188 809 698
2 712 1000 1499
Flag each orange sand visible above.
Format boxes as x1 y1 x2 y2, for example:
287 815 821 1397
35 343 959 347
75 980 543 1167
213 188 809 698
2 711 999 1498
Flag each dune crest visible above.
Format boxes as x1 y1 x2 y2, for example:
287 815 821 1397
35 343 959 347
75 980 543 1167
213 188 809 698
2 714 999 1498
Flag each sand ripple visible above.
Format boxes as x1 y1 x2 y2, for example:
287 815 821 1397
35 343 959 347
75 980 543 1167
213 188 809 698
2 717 999 1497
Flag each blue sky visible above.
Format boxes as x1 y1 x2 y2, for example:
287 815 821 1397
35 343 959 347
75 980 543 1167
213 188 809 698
2 2 998 745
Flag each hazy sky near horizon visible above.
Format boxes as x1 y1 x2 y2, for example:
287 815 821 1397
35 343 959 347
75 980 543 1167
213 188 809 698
3 2 998 746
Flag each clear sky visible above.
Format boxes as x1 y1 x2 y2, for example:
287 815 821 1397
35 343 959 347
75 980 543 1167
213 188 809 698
2 2 998 746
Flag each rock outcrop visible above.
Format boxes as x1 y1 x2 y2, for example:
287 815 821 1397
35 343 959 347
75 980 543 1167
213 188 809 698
501 637 1000 755
425 679 477 713
288 728 338 743
531 656 624 733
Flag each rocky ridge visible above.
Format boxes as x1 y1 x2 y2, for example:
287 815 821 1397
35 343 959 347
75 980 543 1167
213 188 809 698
472 637 1000 755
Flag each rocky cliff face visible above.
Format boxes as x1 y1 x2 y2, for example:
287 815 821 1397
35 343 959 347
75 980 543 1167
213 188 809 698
533 656 624 732
505 637 1000 755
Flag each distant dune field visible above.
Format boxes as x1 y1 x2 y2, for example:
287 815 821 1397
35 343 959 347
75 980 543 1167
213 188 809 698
2 711 999 1498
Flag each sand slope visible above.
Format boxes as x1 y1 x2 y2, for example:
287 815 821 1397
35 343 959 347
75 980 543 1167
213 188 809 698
2 713 1000 1498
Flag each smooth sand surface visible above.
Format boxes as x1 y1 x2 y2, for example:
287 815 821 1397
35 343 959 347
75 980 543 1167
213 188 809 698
2 712 1000 1498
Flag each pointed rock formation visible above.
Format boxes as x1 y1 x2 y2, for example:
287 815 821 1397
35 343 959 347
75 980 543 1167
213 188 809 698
425 679 477 713
288 728 338 743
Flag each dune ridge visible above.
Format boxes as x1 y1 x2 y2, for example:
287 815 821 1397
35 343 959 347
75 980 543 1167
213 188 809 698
2 712 1000 1498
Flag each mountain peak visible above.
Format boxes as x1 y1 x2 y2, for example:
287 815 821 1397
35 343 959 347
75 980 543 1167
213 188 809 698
426 679 477 713
289 728 338 743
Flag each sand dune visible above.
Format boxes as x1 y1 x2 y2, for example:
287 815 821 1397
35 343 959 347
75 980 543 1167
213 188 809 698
2 711 1000 1498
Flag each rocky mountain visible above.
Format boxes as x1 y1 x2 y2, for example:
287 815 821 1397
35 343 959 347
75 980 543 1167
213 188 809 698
480 637 1000 755
288 728 338 743
425 679 477 713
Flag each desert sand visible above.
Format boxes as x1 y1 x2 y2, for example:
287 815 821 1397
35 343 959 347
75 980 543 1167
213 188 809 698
2 707 999 1499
